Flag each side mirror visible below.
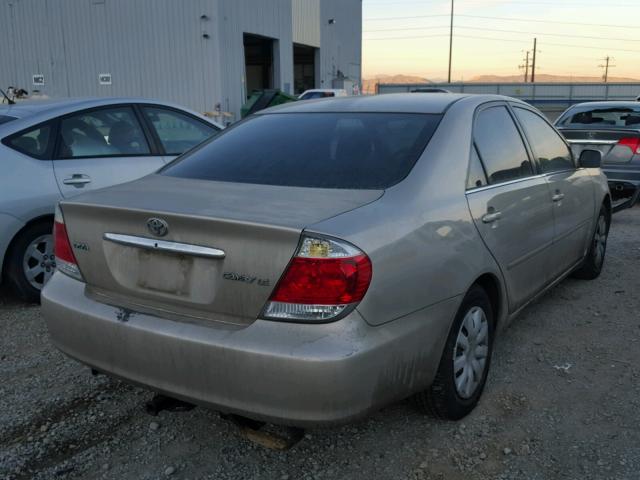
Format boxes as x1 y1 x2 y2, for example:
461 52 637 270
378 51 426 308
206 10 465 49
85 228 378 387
578 149 602 168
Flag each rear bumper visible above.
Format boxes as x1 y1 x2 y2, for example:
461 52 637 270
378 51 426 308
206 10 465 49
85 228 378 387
42 273 458 426
602 165 640 185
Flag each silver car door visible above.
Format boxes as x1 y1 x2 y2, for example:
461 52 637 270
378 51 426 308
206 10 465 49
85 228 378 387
52 106 165 198
513 107 595 278
466 105 556 312
139 106 220 164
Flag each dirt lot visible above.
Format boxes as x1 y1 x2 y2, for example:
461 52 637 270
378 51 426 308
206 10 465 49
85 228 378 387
1 207 639 480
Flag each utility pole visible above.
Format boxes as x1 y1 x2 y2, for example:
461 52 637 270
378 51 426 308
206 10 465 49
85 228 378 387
598 56 616 83
447 0 454 83
519 51 531 83
531 38 537 83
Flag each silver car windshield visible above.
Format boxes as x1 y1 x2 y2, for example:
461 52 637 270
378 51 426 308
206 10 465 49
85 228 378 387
162 112 442 189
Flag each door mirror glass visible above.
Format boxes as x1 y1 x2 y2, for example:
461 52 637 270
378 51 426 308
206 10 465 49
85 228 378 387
578 149 602 168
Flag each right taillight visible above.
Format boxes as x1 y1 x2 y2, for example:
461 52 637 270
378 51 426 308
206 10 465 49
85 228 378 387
54 205 83 281
617 137 640 154
262 235 372 322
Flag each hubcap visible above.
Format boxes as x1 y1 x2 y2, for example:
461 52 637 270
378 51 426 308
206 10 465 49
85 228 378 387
22 234 55 290
454 306 489 399
593 214 607 267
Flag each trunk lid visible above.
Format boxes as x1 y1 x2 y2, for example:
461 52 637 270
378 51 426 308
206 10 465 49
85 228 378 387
559 128 640 165
61 174 382 325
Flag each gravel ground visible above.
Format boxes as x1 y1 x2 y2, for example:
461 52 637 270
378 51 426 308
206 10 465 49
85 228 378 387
1 207 639 480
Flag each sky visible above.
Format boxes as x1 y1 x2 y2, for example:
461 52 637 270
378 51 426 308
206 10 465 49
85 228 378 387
362 0 640 81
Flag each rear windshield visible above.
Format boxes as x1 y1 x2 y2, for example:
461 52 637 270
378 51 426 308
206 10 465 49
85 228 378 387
162 112 441 189
0 115 17 125
558 106 640 128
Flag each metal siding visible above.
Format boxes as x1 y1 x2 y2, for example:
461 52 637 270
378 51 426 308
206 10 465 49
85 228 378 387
292 0 320 47
1 0 361 119
319 0 361 91
378 82 640 103
216 0 294 120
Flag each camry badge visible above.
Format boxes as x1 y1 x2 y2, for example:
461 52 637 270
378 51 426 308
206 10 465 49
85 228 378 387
146 218 169 237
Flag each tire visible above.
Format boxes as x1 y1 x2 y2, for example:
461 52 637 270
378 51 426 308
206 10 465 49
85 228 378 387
572 205 610 280
4 220 55 303
415 285 495 420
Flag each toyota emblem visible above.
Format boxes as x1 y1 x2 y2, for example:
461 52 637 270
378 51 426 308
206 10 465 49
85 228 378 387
146 218 169 237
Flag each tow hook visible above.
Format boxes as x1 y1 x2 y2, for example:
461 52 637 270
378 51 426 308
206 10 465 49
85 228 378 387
221 413 305 450
144 394 196 416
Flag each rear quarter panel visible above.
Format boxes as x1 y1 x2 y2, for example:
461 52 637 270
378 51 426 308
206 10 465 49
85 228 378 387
310 98 506 328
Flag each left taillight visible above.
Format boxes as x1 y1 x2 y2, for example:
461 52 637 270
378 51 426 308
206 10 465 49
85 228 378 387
262 235 372 322
54 205 83 281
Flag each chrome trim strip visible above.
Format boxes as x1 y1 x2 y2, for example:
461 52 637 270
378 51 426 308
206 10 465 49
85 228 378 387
566 139 617 145
103 233 226 259
466 174 546 194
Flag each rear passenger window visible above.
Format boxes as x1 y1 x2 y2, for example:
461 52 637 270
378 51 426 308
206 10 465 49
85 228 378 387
57 107 150 158
474 106 533 184
5 124 52 158
143 107 217 155
467 145 488 190
514 107 574 173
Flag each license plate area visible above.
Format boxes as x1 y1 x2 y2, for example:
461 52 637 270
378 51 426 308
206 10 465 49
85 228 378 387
137 250 193 295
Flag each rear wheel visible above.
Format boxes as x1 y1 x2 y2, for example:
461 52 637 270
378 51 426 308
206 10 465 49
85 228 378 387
572 206 609 280
5 221 55 303
415 285 495 420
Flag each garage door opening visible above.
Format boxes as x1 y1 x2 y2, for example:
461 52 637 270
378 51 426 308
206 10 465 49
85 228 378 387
294 44 318 95
244 33 275 97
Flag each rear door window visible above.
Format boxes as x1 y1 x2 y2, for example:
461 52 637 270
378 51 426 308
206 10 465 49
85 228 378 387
467 144 488 190
142 107 218 155
4 124 52 158
474 106 533 184
56 107 150 159
162 112 442 189
514 107 574 173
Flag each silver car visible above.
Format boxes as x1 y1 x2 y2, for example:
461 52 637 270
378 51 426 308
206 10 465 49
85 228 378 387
0 98 221 301
42 94 610 426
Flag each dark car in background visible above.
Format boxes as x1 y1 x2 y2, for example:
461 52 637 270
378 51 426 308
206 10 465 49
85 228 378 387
555 102 640 206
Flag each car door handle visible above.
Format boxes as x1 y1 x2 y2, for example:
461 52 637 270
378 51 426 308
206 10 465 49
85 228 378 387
482 211 502 223
63 174 92 187
552 193 565 202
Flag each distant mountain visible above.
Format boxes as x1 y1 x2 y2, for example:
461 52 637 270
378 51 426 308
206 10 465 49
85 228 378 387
362 75 431 94
469 74 640 83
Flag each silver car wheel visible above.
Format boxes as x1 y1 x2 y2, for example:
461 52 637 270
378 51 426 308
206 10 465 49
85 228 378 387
22 234 56 291
453 306 489 399
593 213 607 267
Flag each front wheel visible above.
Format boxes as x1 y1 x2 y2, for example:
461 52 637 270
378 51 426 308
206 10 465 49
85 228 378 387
4 221 55 303
415 285 495 420
572 206 609 280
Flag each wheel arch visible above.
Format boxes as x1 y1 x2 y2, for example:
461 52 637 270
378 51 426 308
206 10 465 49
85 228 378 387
472 272 504 331
2 214 55 277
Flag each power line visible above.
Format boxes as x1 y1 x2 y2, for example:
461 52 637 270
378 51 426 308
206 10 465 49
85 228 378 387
365 24 640 44
364 13 640 30
365 33 640 55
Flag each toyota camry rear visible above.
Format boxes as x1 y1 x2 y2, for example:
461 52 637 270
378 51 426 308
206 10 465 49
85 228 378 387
42 94 610 426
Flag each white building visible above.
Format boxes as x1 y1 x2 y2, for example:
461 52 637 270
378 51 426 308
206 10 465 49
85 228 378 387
0 0 362 121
